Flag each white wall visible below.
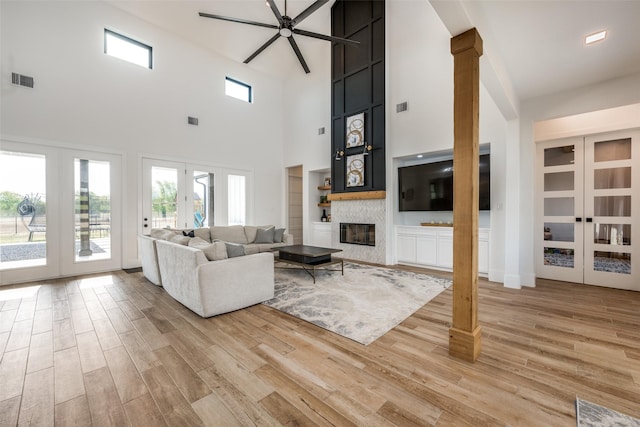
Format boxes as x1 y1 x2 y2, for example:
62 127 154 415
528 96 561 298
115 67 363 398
1 1 286 268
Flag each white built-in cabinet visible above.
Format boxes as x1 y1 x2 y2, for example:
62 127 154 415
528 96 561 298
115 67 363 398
312 222 332 248
396 225 490 275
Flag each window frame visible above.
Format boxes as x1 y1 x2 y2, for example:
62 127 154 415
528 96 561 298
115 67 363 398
104 28 153 70
225 77 253 103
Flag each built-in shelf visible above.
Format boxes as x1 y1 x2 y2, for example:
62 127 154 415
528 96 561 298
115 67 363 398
317 202 331 207
317 185 331 191
328 190 386 201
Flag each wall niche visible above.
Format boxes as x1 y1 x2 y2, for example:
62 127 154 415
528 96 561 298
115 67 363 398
331 0 385 194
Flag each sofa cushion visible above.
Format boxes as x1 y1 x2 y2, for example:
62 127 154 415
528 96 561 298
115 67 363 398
273 228 285 243
255 226 275 243
243 225 272 243
225 242 246 258
242 245 260 255
188 238 228 261
211 225 248 244
169 234 191 245
150 229 176 240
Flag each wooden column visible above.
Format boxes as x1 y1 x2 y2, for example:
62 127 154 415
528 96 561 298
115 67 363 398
449 28 483 362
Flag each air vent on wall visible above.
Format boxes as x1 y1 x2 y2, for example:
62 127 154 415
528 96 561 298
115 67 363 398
396 101 408 113
11 72 34 88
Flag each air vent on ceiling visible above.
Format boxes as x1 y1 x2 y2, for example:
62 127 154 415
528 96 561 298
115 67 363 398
396 101 408 113
187 116 199 126
12 72 34 88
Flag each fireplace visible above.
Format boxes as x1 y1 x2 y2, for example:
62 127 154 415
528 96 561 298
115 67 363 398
340 223 375 246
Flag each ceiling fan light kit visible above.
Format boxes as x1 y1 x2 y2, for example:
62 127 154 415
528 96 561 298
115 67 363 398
199 0 360 73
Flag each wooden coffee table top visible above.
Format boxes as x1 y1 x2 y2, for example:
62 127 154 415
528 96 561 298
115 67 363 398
277 245 342 258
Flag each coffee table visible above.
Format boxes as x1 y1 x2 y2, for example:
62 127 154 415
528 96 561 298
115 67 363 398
275 245 343 283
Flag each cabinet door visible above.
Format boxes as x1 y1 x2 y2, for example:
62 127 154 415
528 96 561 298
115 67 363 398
396 234 417 263
416 236 437 265
437 235 454 268
478 239 489 274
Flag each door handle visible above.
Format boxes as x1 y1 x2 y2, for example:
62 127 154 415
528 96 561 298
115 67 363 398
576 217 582 222
586 218 593 223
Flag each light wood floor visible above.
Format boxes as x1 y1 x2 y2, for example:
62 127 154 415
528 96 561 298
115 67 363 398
1 266 639 426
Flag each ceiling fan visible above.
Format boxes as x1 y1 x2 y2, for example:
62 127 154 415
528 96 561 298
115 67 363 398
199 0 360 73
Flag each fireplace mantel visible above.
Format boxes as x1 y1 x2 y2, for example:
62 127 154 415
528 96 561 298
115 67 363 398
328 191 386 201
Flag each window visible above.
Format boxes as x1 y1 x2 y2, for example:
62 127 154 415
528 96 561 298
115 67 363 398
225 77 252 103
104 29 152 69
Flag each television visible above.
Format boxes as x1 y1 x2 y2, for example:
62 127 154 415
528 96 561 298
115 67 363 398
398 154 490 211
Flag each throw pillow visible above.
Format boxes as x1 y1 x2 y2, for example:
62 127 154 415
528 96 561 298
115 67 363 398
255 226 275 243
188 236 209 246
189 239 228 261
168 234 190 245
182 230 195 238
225 242 246 258
273 228 285 243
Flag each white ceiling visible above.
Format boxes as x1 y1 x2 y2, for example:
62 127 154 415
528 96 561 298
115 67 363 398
108 0 640 104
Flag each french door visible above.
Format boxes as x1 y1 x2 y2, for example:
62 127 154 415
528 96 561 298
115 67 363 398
536 129 639 290
1 142 122 284
141 158 218 234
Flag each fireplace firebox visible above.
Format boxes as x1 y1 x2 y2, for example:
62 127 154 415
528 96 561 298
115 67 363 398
340 223 375 246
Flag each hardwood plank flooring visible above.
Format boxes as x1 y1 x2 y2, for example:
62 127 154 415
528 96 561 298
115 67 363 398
0 266 639 426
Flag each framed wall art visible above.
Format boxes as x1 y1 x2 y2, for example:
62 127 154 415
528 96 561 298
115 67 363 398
346 112 364 148
346 153 365 187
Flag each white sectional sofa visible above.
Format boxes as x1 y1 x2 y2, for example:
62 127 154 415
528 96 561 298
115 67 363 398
138 225 292 286
154 239 274 317
137 225 291 317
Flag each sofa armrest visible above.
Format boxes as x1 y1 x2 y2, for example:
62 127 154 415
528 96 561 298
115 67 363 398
197 252 274 316
138 235 161 286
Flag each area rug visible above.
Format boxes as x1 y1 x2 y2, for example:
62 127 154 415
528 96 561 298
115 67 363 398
263 262 451 345
576 398 640 427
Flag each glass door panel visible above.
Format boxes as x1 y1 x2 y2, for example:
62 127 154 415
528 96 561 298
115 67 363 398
151 166 179 229
193 171 214 228
0 150 47 270
584 132 638 290
536 138 584 283
74 158 111 262
61 150 121 277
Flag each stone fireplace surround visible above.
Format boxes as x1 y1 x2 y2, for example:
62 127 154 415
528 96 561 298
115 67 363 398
330 199 386 264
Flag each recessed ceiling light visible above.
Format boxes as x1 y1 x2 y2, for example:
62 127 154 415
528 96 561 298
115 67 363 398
585 30 607 45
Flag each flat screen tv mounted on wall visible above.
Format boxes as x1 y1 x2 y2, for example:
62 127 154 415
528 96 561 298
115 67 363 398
398 154 490 211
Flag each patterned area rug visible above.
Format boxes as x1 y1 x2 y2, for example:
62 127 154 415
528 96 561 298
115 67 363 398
576 398 640 427
263 261 451 345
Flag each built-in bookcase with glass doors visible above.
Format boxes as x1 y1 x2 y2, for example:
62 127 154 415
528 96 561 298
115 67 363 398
535 129 639 291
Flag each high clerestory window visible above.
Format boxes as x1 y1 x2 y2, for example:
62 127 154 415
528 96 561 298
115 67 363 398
104 29 153 69
225 77 252 103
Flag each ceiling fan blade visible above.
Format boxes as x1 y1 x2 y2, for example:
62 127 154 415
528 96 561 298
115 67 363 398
292 0 329 25
293 29 360 47
244 32 281 64
265 0 284 26
287 36 310 74
199 12 278 30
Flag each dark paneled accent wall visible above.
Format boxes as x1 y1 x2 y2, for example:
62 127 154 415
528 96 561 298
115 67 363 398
331 0 385 193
